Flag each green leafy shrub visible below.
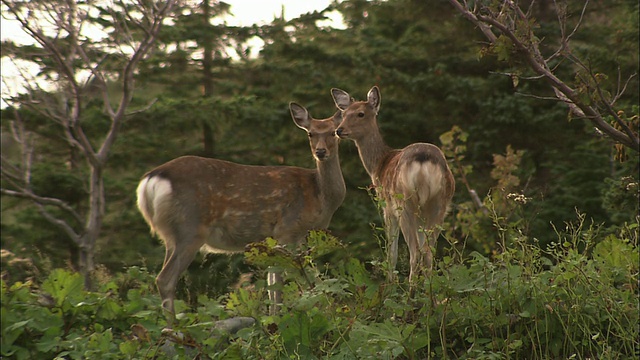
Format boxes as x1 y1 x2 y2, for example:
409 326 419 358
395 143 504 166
1 267 167 359
2 222 637 359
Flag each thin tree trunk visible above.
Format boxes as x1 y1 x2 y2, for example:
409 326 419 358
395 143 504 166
80 164 103 289
201 0 215 156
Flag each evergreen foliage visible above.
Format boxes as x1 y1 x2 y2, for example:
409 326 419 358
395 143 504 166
1 0 638 358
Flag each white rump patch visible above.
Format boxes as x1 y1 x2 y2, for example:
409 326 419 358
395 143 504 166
136 176 173 232
404 162 444 205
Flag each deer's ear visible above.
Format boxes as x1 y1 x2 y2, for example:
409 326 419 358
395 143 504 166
330 110 343 127
367 86 381 114
331 88 352 110
290 102 311 131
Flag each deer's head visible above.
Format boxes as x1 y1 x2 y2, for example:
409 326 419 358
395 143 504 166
290 102 342 162
331 86 381 142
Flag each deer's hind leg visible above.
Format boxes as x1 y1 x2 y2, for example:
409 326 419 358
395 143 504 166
383 207 401 281
399 209 423 285
155 225 205 328
420 199 448 273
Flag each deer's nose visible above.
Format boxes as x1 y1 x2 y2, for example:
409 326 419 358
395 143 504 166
315 148 327 159
336 128 344 137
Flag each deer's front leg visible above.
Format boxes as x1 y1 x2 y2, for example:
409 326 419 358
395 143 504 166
267 269 282 315
384 208 400 281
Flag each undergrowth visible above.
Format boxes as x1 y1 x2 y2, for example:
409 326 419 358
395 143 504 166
2 215 638 359
3 128 638 359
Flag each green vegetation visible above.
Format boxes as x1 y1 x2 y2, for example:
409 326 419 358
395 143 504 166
1 0 638 358
2 217 638 359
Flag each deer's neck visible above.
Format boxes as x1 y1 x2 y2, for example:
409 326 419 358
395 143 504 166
355 129 392 183
316 155 346 209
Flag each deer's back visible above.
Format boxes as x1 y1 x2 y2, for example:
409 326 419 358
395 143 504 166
140 156 325 252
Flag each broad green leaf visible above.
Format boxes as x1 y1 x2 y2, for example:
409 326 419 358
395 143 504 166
41 269 85 308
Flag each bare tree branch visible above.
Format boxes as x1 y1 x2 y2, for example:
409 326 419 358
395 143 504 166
448 0 497 43
34 201 83 244
1 0 178 287
126 98 159 116
97 0 176 162
447 0 639 152
0 188 84 228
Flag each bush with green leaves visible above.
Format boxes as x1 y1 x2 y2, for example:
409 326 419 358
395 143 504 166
1 267 168 359
2 219 638 359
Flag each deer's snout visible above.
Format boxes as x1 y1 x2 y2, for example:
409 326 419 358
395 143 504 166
315 148 327 159
336 127 346 138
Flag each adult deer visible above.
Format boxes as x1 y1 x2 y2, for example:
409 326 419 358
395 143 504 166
331 86 454 284
136 103 345 326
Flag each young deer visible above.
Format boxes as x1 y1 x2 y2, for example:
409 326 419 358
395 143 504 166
136 103 345 326
331 86 454 284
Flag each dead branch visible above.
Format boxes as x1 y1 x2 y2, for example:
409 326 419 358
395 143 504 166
1 0 178 285
0 188 83 228
447 0 639 151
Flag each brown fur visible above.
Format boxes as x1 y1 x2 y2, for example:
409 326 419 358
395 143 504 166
136 104 345 326
332 86 455 283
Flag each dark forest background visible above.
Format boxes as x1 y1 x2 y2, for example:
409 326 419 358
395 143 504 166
1 0 638 358
2 0 638 318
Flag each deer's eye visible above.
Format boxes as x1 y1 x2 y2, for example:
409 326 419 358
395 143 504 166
357 112 365 118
